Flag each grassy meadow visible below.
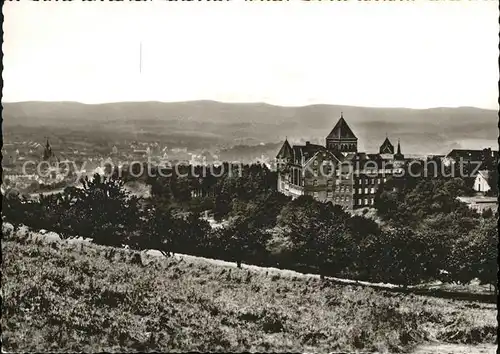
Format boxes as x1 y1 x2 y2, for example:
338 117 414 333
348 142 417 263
2 231 497 353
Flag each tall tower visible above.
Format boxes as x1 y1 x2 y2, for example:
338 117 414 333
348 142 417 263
394 139 404 161
43 138 53 161
325 113 358 154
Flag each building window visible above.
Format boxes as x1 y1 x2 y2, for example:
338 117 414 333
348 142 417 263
358 188 362 194
371 198 375 205
370 187 375 194
364 188 368 194
364 198 368 205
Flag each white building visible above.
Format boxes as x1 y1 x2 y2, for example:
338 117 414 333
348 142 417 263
457 196 498 214
473 170 492 193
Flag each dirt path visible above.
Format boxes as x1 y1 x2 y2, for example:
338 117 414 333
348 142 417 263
411 343 497 354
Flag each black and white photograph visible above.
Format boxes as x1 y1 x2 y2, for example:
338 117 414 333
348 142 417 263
1 1 498 353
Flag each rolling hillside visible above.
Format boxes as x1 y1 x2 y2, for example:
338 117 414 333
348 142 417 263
2 229 497 353
3 101 497 154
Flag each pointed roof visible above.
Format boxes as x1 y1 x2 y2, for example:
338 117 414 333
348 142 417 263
379 137 394 154
284 142 327 165
394 139 404 160
326 114 357 140
276 138 293 159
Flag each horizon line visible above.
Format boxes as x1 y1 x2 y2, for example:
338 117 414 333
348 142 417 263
1 99 497 112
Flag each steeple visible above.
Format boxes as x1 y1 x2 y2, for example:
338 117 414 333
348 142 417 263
325 113 358 153
394 138 404 160
43 138 54 161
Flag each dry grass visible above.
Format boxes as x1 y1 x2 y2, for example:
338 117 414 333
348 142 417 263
2 232 497 353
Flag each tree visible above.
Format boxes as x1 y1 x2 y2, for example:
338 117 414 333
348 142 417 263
482 208 494 218
149 176 172 209
362 226 431 286
72 174 142 246
485 169 498 197
221 215 271 267
471 218 498 294
2 192 31 228
277 196 352 276
130 206 177 256
175 212 213 255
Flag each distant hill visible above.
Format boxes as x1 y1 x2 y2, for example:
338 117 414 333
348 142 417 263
2 101 497 155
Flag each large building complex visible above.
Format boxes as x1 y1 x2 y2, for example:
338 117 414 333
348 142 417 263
276 114 405 210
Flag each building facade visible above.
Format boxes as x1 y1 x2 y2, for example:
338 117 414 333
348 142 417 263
276 114 405 210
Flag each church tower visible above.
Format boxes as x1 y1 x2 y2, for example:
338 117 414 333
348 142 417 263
43 138 54 161
325 113 358 154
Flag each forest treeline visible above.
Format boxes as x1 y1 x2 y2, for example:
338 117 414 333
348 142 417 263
2 163 497 290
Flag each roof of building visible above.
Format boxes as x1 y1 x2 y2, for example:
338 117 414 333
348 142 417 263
291 143 325 164
477 170 491 181
276 139 293 159
379 137 394 154
445 149 498 161
277 141 347 166
326 115 357 141
457 196 498 204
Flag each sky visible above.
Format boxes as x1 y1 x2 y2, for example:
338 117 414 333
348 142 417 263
3 1 499 109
